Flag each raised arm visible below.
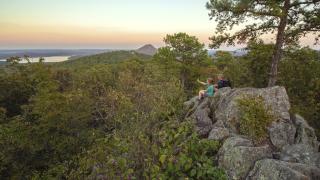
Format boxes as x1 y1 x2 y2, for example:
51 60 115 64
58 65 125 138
197 79 207 86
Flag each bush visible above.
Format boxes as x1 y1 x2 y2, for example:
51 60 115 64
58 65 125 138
149 121 227 180
237 95 274 144
68 121 227 180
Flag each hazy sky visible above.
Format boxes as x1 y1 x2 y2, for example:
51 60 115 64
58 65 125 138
0 0 318 49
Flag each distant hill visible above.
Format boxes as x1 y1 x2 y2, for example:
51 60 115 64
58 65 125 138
60 50 152 67
135 44 157 56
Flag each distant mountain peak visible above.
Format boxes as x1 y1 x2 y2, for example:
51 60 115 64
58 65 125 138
135 44 157 56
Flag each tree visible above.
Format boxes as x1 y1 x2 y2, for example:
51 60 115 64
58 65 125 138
206 0 320 86
278 47 320 136
6 56 21 65
155 33 208 92
213 51 234 70
244 41 274 87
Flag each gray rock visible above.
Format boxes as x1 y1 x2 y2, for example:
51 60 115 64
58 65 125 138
183 87 320 180
247 159 320 180
184 97 214 137
213 119 225 128
293 114 319 151
214 86 291 133
183 96 200 117
280 144 320 168
193 107 213 137
208 127 230 141
218 136 272 180
268 119 296 150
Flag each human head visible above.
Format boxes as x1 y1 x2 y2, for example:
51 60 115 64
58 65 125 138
217 74 224 80
207 78 214 84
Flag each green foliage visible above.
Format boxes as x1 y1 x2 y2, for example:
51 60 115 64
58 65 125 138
223 41 274 88
149 122 227 180
0 62 53 117
279 47 320 137
244 41 274 88
153 47 180 80
155 32 211 96
163 33 208 65
0 108 5 123
206 0 320 86
1 39 319 179
0 83 96 179
0 51 227 179
223 57 250 88
206 0 320 48
237 95 274 144
69 121 226 180
213 51 234 71
60 50 152 67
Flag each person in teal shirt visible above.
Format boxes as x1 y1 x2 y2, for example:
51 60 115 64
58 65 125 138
197 78 217 99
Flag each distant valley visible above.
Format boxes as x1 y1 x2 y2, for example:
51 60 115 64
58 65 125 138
0 49 113 60
0 45 250 65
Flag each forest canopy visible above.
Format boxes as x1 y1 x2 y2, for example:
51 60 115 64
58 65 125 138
0 34 319 179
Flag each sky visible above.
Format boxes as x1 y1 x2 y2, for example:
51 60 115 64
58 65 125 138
0 0 318 50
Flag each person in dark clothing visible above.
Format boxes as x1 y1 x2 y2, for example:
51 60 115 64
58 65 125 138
217 74 232 89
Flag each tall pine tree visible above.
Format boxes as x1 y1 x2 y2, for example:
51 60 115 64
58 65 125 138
206 0 320 86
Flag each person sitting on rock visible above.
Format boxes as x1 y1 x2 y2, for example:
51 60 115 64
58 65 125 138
197 78 217 99
217 74 232 89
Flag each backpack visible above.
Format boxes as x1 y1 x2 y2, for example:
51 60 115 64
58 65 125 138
218 80 232 89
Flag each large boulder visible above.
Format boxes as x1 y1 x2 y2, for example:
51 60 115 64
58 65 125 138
268 119 296 150
208 127 230 141
193 107 213 137
247 159 320 180
184 97 214 137
293 114 319 151
184 96 201 116
218 136 272 180
280 144 320 168
213 86 290 133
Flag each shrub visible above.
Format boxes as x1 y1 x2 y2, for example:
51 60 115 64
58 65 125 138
68 121 227 180
149 121 227 180
237 95 274 144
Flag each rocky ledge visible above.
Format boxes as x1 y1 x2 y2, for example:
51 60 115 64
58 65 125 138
184 86 320 180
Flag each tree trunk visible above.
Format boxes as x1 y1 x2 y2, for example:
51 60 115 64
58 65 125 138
268 0 290 87
180 68 186 89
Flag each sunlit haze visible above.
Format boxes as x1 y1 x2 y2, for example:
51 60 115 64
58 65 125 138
0 0 318 50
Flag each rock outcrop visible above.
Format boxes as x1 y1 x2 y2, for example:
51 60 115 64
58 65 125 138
247 159 320 180
218 136 272 179
184 86 320 180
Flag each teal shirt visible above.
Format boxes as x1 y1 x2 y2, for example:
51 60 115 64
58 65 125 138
206 85 215 97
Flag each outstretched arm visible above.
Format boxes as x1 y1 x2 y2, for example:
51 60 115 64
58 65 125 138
197 79 207 86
